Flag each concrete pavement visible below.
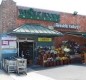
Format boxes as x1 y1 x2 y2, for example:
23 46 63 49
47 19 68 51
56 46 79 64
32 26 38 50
0 68 56 80
35 64 86 80
0 64 86 80
0 70 14 80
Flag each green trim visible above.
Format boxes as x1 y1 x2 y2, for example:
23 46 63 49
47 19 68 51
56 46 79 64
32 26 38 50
65 31 86 37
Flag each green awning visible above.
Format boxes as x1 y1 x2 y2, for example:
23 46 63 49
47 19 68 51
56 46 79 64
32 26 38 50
9 24 63 37
65 31 86 37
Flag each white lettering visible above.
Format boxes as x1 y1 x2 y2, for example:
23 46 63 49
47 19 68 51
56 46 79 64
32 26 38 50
55 23 79 29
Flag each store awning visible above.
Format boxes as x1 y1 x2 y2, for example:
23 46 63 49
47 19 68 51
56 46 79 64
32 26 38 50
9 24 63 37
65 31 86 37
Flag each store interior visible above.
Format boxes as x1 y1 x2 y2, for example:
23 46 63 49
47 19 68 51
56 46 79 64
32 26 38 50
19 41 33 65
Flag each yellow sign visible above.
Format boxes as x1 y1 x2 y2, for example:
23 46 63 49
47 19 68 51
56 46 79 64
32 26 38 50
38 38 52 42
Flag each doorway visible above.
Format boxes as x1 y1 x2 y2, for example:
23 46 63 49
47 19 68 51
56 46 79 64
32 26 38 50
19 41 34 65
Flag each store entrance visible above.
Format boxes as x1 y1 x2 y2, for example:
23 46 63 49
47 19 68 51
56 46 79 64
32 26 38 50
19 41 34 65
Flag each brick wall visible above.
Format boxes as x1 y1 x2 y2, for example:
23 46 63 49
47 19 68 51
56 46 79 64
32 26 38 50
0 0 17 33
16 19 55 27
0 4 2 33
54 35 86 48
16 12 86 32
1 0 86 33
55 13 86 47
0 0 86 47
60 12 86 32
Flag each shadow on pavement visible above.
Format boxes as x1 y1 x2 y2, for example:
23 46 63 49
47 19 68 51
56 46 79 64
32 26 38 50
30 63 86 71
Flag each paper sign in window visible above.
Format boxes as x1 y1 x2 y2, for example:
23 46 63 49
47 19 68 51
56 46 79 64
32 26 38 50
9 41 16 48
2 40 9 45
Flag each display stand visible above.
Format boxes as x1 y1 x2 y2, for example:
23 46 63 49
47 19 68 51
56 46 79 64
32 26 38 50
16 58 27 74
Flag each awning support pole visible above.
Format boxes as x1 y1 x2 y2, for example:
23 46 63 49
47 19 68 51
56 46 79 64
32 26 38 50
17 41 19 57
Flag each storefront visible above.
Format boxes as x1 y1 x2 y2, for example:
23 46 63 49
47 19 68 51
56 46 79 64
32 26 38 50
0 24 63 67
11 24 63 65
0 0 86 68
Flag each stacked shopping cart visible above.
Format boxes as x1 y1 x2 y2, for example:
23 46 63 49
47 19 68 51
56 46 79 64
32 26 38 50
3 58 16 73
16 58 27 74
3 58 27 74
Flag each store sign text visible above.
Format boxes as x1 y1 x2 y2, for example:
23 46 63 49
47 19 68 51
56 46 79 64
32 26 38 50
54 23 79 29
18 8 60 22
38 38 52 42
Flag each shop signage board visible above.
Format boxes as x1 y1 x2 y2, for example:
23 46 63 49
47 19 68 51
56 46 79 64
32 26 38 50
2 40 9 45
1 35 17 49
0 35 17 64
18 8 60 22
2 40 16 49
2 40 9 48
54 23 79 29
38 38 52 42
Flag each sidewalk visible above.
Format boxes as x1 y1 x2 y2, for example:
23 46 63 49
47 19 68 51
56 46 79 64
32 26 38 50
0 65 86 80
0 69 56 80
0 70 14 80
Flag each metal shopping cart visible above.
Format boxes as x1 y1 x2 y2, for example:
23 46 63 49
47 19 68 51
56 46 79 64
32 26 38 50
16 58 27 74
3 58 16 73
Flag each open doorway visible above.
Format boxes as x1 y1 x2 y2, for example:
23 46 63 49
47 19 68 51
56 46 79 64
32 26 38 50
19 41 34 65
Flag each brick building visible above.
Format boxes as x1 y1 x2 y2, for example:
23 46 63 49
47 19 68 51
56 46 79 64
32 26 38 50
0 0 86 66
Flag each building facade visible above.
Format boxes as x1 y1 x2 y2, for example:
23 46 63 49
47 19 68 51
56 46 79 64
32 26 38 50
0 0 86 44
0 0 86 67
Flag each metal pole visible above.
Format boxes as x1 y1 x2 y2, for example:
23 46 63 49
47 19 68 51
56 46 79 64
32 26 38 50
33 42 34 64
17 41 19 57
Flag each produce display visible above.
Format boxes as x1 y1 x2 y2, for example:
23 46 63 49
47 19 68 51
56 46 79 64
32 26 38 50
36 47 70 67
36 40 83 67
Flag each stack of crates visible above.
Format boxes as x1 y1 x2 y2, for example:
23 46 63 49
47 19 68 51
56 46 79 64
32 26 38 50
16 58 27 74
3 59 16 73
